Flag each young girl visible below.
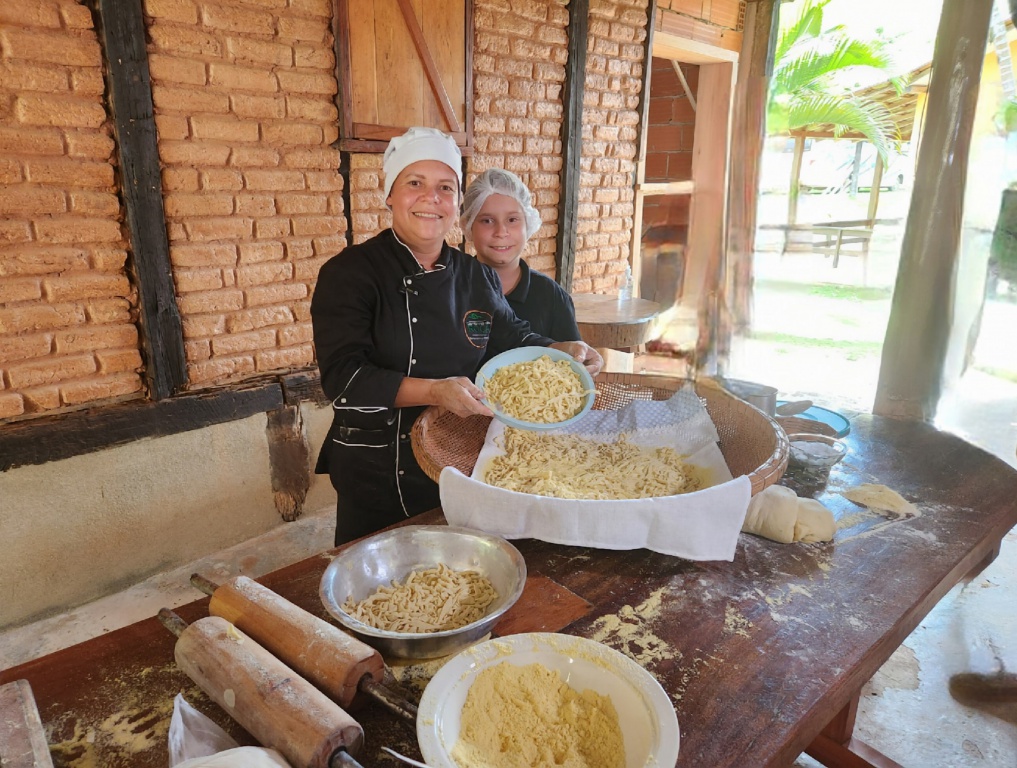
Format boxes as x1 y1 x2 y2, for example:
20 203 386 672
461 169 581 343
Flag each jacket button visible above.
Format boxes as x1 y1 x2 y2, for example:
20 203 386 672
340 398 347 403
398 470 405 476
411 317 417 323
411 358 417 364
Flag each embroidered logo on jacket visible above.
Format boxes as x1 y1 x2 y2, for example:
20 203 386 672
463 310 493 348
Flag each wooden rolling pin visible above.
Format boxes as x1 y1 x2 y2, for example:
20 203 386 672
191 573 417 721
0 679 55 768
159 609 364 768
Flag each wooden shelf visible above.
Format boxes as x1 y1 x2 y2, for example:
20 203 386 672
639 180 695 196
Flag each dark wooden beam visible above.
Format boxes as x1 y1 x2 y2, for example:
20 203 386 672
555 0 590 293
0 385 284 472
95 0 188 399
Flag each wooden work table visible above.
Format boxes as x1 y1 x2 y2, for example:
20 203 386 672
3 415 1016 767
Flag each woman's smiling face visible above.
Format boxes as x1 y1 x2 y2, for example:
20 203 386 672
469 193 527 269
386 160 460 258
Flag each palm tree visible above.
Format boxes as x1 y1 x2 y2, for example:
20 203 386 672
767 0 904 160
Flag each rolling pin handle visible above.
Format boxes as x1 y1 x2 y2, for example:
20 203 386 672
329 749 367 768
157 608 188 637
190 572 220 596
359 676 418 722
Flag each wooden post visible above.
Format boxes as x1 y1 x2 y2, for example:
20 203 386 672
96 0 188 399
727 0 778 333
555 0 590 293
630 0 658 299
873 0 993 420
787 134 805 226
849 140 863 196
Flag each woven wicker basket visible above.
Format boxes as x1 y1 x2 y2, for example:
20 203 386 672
411 372 789 497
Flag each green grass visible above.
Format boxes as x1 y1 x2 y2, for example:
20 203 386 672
756 280 892 301
749 331 882 361
974 365 1017 384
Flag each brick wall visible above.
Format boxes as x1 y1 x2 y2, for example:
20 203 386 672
466 0 569 276
146 0 343 387
0 0 144 419
643 56 698 231
572 0 648 294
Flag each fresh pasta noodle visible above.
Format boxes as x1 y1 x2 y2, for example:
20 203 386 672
484 427 703 500
342 564 498 633
484 355 590 424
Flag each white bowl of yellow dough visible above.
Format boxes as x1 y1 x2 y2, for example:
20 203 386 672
417 632 679 768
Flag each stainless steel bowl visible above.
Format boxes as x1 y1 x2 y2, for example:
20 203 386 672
319 525 527 659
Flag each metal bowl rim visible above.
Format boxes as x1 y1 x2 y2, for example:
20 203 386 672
319 525 527 641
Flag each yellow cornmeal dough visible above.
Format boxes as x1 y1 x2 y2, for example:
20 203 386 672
451 662 624 768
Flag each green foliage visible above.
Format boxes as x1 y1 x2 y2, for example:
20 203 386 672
994 97 1017 135
768 0 904 160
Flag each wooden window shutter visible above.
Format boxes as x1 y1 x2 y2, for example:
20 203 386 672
335 0 473 153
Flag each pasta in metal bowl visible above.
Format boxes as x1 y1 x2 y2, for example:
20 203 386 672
342 564 498 634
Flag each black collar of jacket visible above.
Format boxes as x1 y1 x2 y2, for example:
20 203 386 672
385 228 453 277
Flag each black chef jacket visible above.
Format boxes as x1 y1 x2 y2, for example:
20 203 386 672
311 228 554 544
504 259 581 343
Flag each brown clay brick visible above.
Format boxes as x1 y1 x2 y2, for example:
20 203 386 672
237 241 284 264
70 67 105 96
0 278 44 304
68 191 120 216
148 25 223 57
233 194 277 217
261 122 323 146
154 86 230 114
0 1 61 27
21 386 61 413
288 0 331 17
230 93 286 120
148 53 207 86
275 193 326 215
285 96 337 122
0 187 66 216
280 147 339 170
95 348 144 374
291 215 340 237
60 2 95 29
181 313 226 338
53 324 138 354
0 221 33 244
254 217 292 238
201 4 275 35
35 217 122 245
229 146 281 167
0 158 24 184
61 372 143 405
0 28 99 67
200 169 244 191
89 247 128 272
255 343 313 371
293 44 332 69
85 297 133 324
276 15 327 41
0 61 69 93
0 392 26 418
275 69 335 95
144 0 200 24
208 63 278 93
43 274 129 302
174 268 224 292
304 171 343 191
244 169 305 191
14 93 105 128
292 255 328 280
65 131 115 160
155 114 190 140
277 322 313 346
185 217 253 242
236 262 292 287
284 240 314 260
25 158 114 188
211 328 276 355
159 141 231 166
169 242 238 268
163 167 200 192
244 282 306 306
6 353 96 389
164 192 234 217
177 289 244 315
225 36 293 67
226 305 293 333
184 339 211 360
187 355 256 385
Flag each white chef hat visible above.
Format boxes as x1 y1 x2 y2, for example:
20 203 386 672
382 127 463 201
460 168 542 240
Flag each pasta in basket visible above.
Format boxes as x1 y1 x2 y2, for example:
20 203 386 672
484 427 704 499
342 564 498 633
484 355 591 423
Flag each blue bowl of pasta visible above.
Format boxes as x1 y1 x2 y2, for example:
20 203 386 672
476 346 596 431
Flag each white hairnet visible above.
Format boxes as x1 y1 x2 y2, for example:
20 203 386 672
460 168 542 241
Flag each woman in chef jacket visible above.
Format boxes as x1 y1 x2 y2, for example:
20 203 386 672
311 127 603 545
